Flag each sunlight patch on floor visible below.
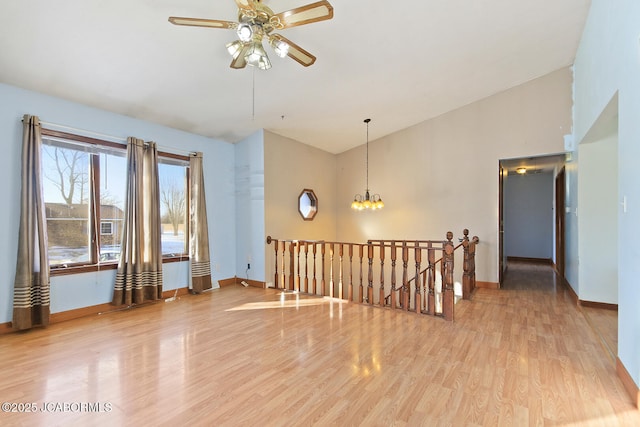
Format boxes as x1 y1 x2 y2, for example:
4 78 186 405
226 292 334 311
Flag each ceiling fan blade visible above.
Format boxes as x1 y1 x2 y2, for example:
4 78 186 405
272 34 316 67
230 44 252 69
273 0 334 29
169 17 237 29
235 0 257 13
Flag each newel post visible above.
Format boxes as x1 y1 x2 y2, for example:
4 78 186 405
267 236 279 289
442 231 455 321
462 229 471 300
471 236 479 292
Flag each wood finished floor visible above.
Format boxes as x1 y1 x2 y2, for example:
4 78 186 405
0 263 638 426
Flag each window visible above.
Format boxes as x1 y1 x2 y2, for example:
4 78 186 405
159 158 189 257
41 129 189 272
100 222 113 235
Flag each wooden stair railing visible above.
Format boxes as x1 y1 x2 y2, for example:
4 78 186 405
385 229 481 314
265 230 478 321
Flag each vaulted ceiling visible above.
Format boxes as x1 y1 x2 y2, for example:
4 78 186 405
0 0 590 154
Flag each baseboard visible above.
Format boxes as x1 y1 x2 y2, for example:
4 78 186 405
219 277 266 288
218 277 237 287
507 256 553 265
0 321 13 335
559 277 617 310
579 300 618 311
476 281 499 289
617 357 640 408
1 287 191 334
50 302 116 324
561 276 579 306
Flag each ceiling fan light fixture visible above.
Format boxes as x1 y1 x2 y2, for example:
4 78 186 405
236 23 253 42
271 38 289 58
226 40 244 58
245 42 271 70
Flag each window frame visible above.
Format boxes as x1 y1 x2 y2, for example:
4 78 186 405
41 129 190 276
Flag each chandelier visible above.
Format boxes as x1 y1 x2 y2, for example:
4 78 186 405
351 118 384 210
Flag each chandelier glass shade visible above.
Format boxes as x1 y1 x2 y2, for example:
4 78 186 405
351 118 384 210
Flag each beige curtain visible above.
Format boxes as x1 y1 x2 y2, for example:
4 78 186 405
13 115 50 330
189 152 212 293
112 138 163 305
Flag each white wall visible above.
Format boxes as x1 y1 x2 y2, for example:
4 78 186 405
235 130 266 281
578 133 618 304
0 83 236 323
336 68 573 284
504 172 554 260
573 0 640 388
263 131 337 286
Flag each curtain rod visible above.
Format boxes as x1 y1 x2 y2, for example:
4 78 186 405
36 119 197 157
39 120 127 143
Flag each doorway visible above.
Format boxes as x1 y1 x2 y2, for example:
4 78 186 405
499 154 567 286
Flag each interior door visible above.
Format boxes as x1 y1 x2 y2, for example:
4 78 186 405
498 163 505 286
555 167 566 278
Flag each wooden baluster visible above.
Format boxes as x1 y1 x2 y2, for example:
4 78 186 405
358 245 364 303
390 241 397 309
348 244 354 302
414 243 421 314
402 243 409 311
379 243 385 307
295 241 301 292
321 243 326 297
329 243 335 298
367 243 374 305
304 242 309 293
312 243 318 295
273 238 279 289
281 240 286 289
289 242 295 291
428 247 435 315
462 229 471 300
443 231 455 321
471 236 479 292
422 269 427 313
338 244 344 299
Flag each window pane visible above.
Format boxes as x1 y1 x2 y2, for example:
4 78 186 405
42 143 91 266
99 152 126 262
158 162 188 256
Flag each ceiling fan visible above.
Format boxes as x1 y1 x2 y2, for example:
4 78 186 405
169 0 334 70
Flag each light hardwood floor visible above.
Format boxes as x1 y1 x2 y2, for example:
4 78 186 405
0 263 638 426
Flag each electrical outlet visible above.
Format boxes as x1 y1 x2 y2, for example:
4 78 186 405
247 263 251 270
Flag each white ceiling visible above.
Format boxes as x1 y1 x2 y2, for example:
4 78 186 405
0 0 590 154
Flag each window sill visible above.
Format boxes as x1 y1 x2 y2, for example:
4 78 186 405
50 256 190 276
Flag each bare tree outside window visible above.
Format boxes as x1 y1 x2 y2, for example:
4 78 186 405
43 146 88 205
161 178 186 236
